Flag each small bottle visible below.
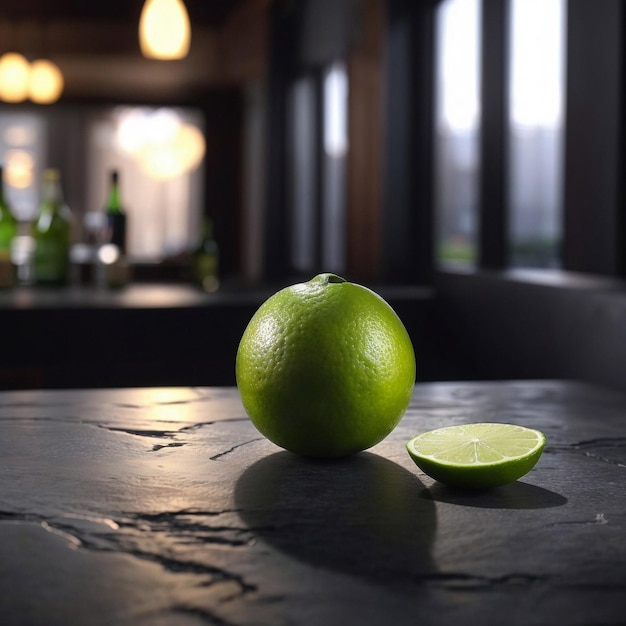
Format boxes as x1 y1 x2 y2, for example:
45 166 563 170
104 170 127 254
0 166 17 288
31 168 72 286
191 217 219 292
99 169 130 288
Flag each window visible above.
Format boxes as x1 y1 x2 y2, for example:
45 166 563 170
0 107 206 267
0 113 45 221
288 75 318 274
87 106 205 262
321 61 348 273
434 0 566 271
286 62 348 276
434 0 481 268
508 0 566 268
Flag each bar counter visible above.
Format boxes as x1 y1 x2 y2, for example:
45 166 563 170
0 283 434 390
0 380 624 625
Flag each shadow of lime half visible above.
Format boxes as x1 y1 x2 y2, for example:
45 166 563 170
421 480 568 510
235 451 437 587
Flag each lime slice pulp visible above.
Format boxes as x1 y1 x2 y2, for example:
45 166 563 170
406 423 546 488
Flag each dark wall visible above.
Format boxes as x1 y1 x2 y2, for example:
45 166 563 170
563 0 624 275
201 90 244 280
435 271 626 393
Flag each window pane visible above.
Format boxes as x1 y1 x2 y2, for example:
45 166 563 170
434 0 481 268
288 76 317 273
322 61 348 273
0 113 46 221
508 0 566 268
88 106 205 262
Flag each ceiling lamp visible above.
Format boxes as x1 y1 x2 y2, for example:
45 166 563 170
0 52 31 103
29 59 64 104
139 0 191 60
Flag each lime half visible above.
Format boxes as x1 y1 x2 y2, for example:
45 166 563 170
406 423 546 488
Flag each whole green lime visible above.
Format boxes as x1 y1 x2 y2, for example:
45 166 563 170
235 273 416 457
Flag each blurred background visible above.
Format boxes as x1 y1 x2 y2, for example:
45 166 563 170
1 0 625 393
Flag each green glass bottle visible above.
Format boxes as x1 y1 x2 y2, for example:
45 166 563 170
105 169 127 254
0 166 18 288
191 217 219 292
32 168 72 286
99 169 131 288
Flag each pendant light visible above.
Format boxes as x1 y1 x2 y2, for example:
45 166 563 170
29 59 64 104
0 52 30 103
0 15 65 105
139 0 191 60
28 14 64 104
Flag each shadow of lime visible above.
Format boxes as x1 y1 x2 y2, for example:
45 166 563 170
422 481 567 509
235 451 437 586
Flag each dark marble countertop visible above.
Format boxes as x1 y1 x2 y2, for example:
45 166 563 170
0 381 624 625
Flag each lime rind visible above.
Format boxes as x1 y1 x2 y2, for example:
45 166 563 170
406 423 546 488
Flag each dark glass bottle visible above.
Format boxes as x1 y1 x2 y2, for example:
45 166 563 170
31 168 71 286
191 217 219 292
0 166 17 288
105 170 127 254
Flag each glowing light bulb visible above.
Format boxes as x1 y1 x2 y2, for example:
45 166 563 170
0 53 31 103
139 0 191 60
29 59 64 104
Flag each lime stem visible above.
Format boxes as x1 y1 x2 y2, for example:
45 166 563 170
315 273 346 284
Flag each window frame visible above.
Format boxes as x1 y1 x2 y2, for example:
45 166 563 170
430 0 626 280
265 0 626 285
